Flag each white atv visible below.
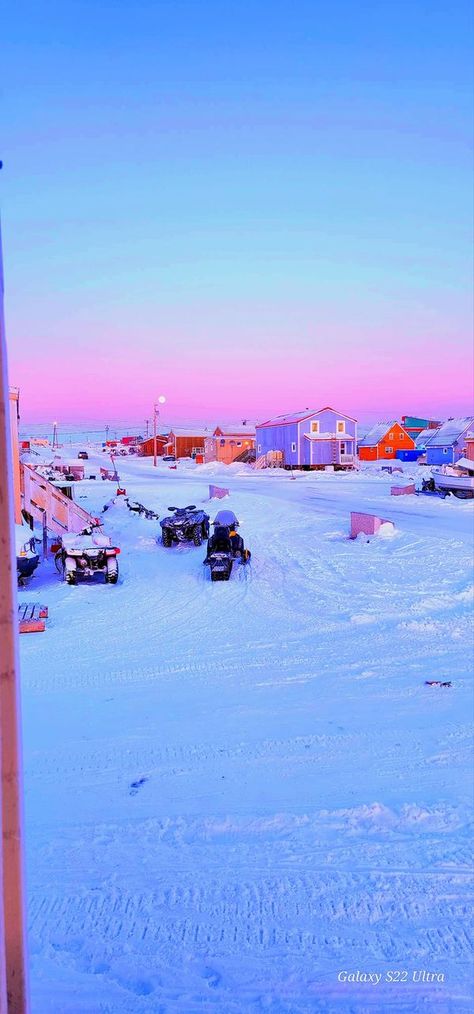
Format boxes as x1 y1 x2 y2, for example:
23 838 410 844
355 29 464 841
56 527 120 585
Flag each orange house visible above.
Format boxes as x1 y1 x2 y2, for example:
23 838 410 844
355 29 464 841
358 421 415 461
204 426 256 465
465 437 474 462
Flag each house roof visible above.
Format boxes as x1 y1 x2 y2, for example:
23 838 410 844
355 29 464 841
257 406 356 429
424 417 474 447
415 427 440 448
357 421 399 447
213 426 256 437
168 428 209 438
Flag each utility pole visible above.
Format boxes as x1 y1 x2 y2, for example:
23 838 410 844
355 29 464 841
0 216 30 1011
145 419 149 439
105 424 109 445
153 396 166 467
51 421 59 449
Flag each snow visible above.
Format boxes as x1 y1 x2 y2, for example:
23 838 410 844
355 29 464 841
19 451 474 1012
425 417 474 447
357 421 398 446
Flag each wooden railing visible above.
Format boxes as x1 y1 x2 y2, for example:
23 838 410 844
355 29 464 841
22 464 101 536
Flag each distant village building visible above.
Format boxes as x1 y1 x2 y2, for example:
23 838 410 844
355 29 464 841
205 425 256 465
401 415 441 440
465 436 474 462
358 421 415 461
415 426 441 453
255 407 357 469
164 428 208 459
424 417 474 465
138 434 168 457
120 435 142 446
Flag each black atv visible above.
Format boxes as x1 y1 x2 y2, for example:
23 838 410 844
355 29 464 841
160 505 210 547
203 510 251 581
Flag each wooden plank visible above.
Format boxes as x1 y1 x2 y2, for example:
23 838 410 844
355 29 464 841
19 619 45 634
18 603 48 634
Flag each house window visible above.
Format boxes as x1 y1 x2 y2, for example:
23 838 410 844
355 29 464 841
310 421 319 434
400 433 404 439
340 442 346 454
236 441 242 447
257 444 262 453
389 432 394 440
443 448 448 454
337 420 345 434
291 442 297 453
385 446 393 454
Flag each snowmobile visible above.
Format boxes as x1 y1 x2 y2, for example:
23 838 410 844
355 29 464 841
420 477 449 498
16 524 40 584
160 505 210 547
203 509 251 581
55 526 120 584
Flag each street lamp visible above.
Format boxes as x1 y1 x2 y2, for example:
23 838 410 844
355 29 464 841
153 395 166 466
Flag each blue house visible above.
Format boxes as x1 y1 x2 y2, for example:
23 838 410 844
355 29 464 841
255 407 357 469
425 417 474 465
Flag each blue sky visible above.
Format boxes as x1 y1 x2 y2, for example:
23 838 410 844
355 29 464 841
2 0 473 422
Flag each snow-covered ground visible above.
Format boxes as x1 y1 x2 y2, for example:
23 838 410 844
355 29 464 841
19 450 473 1013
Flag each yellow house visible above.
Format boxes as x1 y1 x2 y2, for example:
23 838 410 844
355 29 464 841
9 387 22 523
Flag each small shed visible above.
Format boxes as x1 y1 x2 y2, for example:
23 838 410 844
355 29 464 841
358 421 415 461
425 418 474 465
205 425 256 464
395 449 421 462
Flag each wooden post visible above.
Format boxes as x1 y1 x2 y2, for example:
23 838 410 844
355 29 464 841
0 221 30 1010
42 513 48 560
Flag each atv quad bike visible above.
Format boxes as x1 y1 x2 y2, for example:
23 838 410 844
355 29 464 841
204 509 251 581
159 505 210 547
55 526 120 584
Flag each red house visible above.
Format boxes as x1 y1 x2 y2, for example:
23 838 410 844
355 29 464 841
164 428 208 459
139 434 168 457
358 421 415 461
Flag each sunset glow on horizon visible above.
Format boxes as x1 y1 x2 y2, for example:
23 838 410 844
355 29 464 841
3 0 473 425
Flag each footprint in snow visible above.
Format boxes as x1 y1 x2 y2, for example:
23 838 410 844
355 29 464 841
129 777 148 796
202 966 221 988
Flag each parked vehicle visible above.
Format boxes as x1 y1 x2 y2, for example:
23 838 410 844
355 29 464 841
162 455 176 462
77 450 89 460
159 505 210 547
55 526 120 584
429 459 474 499
16 524 40 583
204 509 251 581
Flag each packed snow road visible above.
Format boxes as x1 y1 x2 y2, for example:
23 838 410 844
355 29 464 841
19 453 473 1012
